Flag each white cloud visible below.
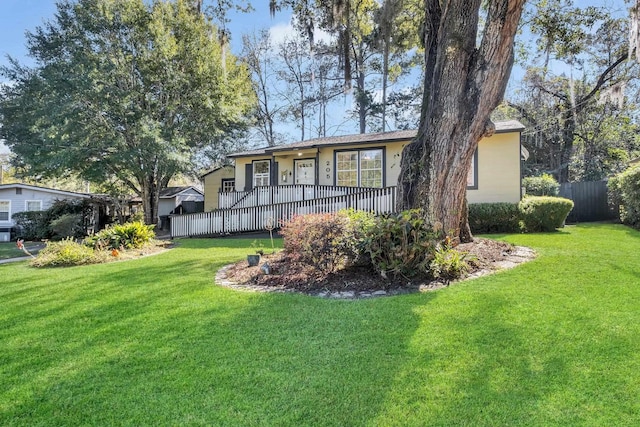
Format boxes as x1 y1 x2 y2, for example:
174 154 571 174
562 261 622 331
269 22 334 46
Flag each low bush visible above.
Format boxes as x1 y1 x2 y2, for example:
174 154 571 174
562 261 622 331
85 221 155 250
608 166 640 229
30 238 107 267
429 240 470 281
339 208 376 266
50 213 84 239
522 173 560 196
519 196 574 232
279 213 353 273
362 209 438 279
468 203 521 234
12 211 50 241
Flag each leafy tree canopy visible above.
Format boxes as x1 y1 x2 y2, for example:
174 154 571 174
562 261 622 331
0 0 255 223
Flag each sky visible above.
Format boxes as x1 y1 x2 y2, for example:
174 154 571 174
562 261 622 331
0 0 634 155
0 0 298 154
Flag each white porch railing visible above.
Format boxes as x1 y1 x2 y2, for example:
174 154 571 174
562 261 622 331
171 186 397 238
218 184 376 209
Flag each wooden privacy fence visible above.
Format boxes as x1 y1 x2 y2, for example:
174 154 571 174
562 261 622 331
171 186 397 238
218 184 375 209
559 180 618 222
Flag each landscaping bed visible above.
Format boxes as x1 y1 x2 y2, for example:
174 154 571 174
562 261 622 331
219 237 535 296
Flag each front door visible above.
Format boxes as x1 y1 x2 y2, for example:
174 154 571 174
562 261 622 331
295 159 315 185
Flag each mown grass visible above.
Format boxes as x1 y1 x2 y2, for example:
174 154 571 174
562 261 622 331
0 242 41 260
1 224 639 426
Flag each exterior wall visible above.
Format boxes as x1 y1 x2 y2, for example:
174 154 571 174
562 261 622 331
202 166 235 211
0 187 87 228
227 130 521 205
467 131 521 204
158 199 176 217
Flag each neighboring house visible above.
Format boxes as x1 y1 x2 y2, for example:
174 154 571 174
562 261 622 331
0 183 91 241
201 166 235 211
171 120 525 238
158 186 204 218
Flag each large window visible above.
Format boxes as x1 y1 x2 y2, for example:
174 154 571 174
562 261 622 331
336 149 383 188
253 160 270 187
25 200 42 211
0 201 10 221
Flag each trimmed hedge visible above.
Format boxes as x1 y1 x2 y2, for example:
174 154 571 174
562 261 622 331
519 196 574 232
468 203 521 233
522 173 560 196
608 166 640 229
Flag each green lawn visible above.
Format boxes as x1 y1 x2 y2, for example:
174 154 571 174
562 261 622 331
0 242 41 260
1 224 639 426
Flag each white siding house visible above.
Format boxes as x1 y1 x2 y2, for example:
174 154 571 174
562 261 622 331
158 186 204 217
0 183 91 241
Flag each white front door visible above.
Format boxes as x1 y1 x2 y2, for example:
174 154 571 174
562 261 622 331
295 159 315 185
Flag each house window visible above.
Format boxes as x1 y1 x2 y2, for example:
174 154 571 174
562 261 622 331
221 179 235 193
15 188 22 195
336 148 383 188
0 201 10 221
467 150 478 189
25 200 42 211
253 160 270 187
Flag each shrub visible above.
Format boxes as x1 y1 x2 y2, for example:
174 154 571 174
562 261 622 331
50 213 84 239
429 240 470 281
608 166 640 229
522 173 560 196
519 196 574 232
12 199 94 241
279 213 352 273
362 209 438 279
12 211 50 241
85 221 155 250
468 203 521 234
31 238 107 267
338 208 376 266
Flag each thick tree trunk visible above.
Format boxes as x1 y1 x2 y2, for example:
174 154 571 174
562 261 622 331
396 0 524 243
141 178 159 226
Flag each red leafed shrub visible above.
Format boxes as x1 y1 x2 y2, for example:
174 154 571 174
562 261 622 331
279 213 354 274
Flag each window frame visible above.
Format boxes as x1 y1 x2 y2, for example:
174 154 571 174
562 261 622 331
252 160 271 187
466 149 478 190
335 147 385 188
25 200 43 212
221 179 235 193
0 200 10 222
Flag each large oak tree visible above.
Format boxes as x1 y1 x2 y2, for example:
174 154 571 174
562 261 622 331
396 0 525 242
0 0 254 224
277 0 525 242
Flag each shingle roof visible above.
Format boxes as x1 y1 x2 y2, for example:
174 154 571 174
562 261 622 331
159 186 203 198
228 120 525 158
0 183 91 198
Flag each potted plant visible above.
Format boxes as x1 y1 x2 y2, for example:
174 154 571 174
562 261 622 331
247 240 264 266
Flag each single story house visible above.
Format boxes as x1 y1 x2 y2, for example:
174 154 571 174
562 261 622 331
171 120 525 237
207 120 525 206
0 183 91 241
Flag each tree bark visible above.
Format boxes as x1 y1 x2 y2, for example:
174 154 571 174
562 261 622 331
396 0 525 243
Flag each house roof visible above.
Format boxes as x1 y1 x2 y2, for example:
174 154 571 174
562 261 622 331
228 120 525 158
200 165 234 179
159 186 204 199
0 183 91 198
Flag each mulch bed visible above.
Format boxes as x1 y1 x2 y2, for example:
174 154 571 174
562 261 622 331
218 238 535 297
